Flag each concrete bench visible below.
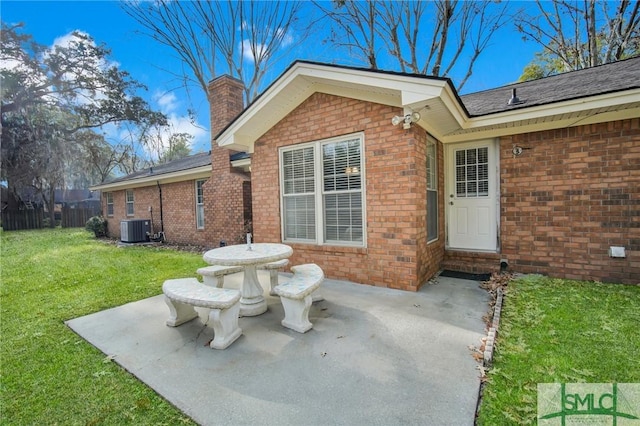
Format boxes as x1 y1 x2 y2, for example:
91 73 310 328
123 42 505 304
273 264 324 333
196 265 244 288
162 278 242 349
257 259 289 295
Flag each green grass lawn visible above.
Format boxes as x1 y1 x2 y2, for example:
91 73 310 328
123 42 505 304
2 229 638 424
1 228 202 425
476 274 640 425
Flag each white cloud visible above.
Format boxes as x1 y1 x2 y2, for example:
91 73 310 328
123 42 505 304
276 28 295 48
241 39 265 63
166 113 209 149
153 91 179 114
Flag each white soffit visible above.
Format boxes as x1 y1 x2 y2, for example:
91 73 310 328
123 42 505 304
217 62 451 152
217 62 640 149
440 89 640 143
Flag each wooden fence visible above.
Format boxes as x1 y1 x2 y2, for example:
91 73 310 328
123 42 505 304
1 207 101 231
1 208 45 231
61 206 102 228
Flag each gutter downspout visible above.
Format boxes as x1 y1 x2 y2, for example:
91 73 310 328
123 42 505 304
156 181 164 234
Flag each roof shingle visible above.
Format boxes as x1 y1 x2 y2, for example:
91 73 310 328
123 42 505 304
460 56 640 117
101 151 211 185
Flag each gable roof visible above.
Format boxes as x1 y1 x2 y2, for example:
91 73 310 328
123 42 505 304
216 60 463 151
217 58 640 149
462 56 640 116
90 151 212 191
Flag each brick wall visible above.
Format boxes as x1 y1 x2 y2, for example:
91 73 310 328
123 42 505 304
102 180 210 246
103 186 155 239
204 75 252 248
252 93 439 291
500 118 640 284
417 134 446 285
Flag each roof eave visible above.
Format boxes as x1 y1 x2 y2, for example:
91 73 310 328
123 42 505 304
90 165 212 192
217 62 457 153
437 88 640 143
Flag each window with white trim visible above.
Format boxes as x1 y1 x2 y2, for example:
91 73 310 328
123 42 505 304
125 190 134 216
195 180 205 229
106 192 114 217
426 137 438 242
280 134 365 246
455 147 489 197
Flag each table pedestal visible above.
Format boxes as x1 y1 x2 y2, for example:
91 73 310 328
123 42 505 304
239 265 267 317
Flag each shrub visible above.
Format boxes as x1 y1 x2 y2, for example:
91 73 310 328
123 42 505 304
85 215 108 237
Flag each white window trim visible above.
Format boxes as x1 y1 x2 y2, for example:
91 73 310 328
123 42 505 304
125 190 134 216
195 179 205 230
279 132 367 248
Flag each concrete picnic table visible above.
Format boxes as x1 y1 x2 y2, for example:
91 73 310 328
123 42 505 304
202 243 293 316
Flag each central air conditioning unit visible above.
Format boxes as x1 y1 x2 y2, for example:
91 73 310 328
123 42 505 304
120 219 151 243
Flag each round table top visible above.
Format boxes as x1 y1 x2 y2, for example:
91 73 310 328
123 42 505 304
202 243 293 266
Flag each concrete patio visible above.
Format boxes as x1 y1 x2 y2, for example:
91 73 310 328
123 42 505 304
67 271 490 425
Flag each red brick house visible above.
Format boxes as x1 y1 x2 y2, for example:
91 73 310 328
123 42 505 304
91 76 252 247
94 58 640 287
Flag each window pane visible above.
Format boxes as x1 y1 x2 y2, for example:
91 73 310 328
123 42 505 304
426 141 436 190
196 205 205 229
426 138 438 241
106 192 114 216
196 180 204 204
283 147 314 195
126 190 134 215
454 147 489 198
283 195 315 240
323 139 361 192
427 190 438 241
324 192 363 243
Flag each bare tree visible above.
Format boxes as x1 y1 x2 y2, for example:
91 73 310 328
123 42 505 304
314 0 509 91
122 0 304 104
314 1 382 69
515 0 640 74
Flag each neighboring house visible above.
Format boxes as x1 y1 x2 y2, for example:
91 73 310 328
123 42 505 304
54 189 101 220
93 58 639 287
54 189 101 208
215 58 639 287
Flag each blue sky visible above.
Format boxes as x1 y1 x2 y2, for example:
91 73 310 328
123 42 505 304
2 1 538 155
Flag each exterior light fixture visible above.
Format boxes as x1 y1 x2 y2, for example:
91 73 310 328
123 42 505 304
391 112 421 129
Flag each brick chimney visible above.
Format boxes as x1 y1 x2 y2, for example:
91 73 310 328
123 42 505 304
208 75 245 138
208 75 245 174
204 75 251 247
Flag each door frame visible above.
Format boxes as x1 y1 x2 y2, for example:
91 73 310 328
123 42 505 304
444 139 500 252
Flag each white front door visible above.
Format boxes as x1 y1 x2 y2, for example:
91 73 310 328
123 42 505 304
446 140 498 251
